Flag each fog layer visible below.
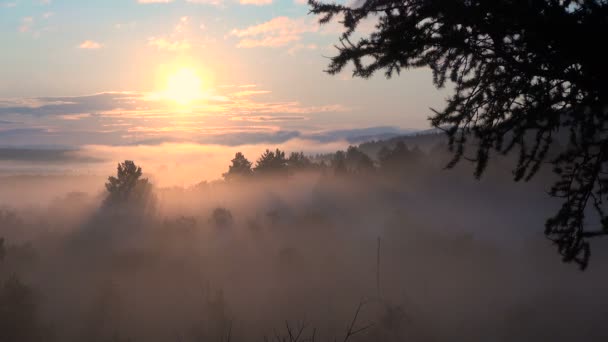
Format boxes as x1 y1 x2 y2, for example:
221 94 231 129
1 138 607 342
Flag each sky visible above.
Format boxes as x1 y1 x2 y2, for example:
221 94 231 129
0 0 447 150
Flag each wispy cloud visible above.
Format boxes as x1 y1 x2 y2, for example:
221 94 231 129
0 89 350 147
186 0 223 6
288 43 317 55
18 15 54 37
231 16 317 48
230 115 307 122
147 16 196 51
79 40 102 49
239 0 272 5
230 90 271 97
148 37 191 51
19 17 34 33
137 0 174 3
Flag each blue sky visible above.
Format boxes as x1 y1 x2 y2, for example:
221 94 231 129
0 0 447 148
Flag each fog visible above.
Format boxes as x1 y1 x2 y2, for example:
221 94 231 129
1 136 608 342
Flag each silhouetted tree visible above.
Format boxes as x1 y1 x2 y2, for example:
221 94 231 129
104 160 154 210
254 149 288 177
379 141 417 173
223 152 253 181
211 207 234 228
310 0 608 268
333 150 348 176
287 151 313 173
346 145 375 173
0 238 4 262
0 243 42 342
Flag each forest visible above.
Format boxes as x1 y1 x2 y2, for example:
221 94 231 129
2 133 607 342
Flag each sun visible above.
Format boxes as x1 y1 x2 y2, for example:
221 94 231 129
164 68 204 105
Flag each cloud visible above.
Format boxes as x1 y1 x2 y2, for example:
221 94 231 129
287 43 317 55
19 17 34 33
114 21 137 30
230 16 317 48
147 37 191 51
239 0 272 5
0 147 102 163
186 0 223 5
0 119 22 125
230 90 271 97
147 16 197 51
137 0 174 3
230 115 307 122
59 113 92 121
79 40 102 49
0 92 140 116
0 90 351 148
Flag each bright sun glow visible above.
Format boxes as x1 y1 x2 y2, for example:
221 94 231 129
164 68 204 105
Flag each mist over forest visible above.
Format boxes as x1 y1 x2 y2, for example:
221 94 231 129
2 132 607 342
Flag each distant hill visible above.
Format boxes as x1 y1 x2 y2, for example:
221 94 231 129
358 128 447 159
309 128 448 163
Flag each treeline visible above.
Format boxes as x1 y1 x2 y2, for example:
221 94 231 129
91 141 439 213
222 141 440 181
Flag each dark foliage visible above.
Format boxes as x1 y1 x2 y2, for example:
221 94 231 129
346 146 376 173
104 160 154 209
379 141 415 172
309 0 608 268
0 243 42 342
254 149 289 177
223 152 253 181
332 150 348 176
0 238 4 262
211 207 234 228
287 152 314 172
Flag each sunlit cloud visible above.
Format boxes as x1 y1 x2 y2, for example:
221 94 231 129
230 90 271 97
148 37 191 51
230 115 307 122
147 16 199 51
114 21 137 30
0 89 349 147
287 43 317 55
19 17 34 32
59 113 92 121
186 0 223 6
137 0 174 3
231 16 317 48
239 0 272 5
174 16 190 33
79 40 102 49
